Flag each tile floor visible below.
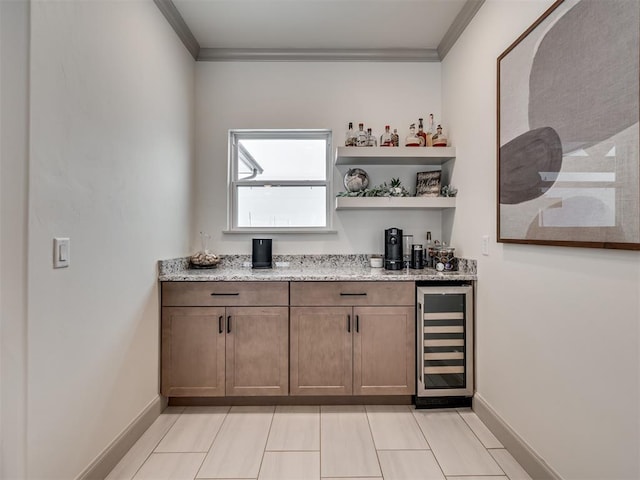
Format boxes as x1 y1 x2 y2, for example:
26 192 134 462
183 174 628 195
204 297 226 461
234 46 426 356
106 405 532 480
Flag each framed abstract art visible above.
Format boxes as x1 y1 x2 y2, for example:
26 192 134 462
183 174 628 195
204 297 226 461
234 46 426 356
497 0 640 249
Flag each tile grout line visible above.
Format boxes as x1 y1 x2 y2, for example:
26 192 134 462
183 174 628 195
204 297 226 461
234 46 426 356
193 407 231 480
410 408 449 480
364 404 386 478
202 407 231 452
318 405 322 479
454 410 508 478
412 409 476 480
153 407 231 454
409 407 432 451
458 408 503 449
127 407 185 480
487 449 519 480
255 405 276 480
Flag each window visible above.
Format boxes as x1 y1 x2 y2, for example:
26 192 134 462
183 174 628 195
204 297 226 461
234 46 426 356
228 130 332 231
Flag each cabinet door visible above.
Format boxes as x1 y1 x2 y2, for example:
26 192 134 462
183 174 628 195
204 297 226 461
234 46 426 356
353 306 415 395
161 307 226 397
225 306 289 396
290 306 353 395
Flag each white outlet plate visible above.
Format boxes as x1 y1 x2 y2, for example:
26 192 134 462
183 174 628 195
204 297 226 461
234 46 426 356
481 235 490 256
54 237 70 268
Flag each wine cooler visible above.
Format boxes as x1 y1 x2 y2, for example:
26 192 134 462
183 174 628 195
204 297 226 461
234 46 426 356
416 282 473 408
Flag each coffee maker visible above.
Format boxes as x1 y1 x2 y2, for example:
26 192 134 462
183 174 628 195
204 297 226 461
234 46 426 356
384 227 403 270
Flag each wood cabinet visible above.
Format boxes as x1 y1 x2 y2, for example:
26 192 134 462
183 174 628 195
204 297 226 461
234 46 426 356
289 282 415 396
290 306 353 395
224 306 288 396
353 306 415 395
162 280 416 399
161 306 226 397
161 282 288 397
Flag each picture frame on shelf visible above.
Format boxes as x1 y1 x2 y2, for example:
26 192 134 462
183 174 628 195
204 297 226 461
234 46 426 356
416 171 441 197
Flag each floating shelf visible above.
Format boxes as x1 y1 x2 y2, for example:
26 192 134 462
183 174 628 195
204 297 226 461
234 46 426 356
335 196 456 210
335 146 456 166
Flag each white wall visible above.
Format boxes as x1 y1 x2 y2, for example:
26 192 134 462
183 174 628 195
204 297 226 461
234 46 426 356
0 1 30 477
195 61 445 254
27 1 194 478
442 2 640 479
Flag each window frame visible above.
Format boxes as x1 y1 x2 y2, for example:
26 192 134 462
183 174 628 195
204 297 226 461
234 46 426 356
227 129 333 233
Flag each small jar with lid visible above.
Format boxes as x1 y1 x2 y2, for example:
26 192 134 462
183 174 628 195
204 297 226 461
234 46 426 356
433 244 456 271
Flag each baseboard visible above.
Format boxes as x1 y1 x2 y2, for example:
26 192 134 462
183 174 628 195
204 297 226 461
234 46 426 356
473 393 562 480
76 395 167 480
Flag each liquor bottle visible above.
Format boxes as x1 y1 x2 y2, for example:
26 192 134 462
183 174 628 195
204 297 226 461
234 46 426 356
345 122 357 146
391 128 400 147
424 231 432 268
432 124 448 147
417 118 427 147
380 125 393 146
405 123 421 147
426 114 435 147
356 123 367 146
366 128 377 147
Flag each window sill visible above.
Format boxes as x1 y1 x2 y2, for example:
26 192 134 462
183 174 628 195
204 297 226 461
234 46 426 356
223 228 338 235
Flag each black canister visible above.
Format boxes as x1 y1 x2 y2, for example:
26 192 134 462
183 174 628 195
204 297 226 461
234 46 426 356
411 244 424 269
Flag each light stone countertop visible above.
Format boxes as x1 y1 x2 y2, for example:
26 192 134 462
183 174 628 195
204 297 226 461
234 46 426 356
158 255 476 282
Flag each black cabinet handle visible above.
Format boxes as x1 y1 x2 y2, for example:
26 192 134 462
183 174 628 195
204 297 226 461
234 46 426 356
211 292 240 296
340 292 367 296
227 315 231 333
356 315 360 332
218 316 223 334
347 314 351 333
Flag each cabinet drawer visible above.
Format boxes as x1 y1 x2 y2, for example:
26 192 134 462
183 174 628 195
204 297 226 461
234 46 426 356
290 281 414 306
162 282 289 307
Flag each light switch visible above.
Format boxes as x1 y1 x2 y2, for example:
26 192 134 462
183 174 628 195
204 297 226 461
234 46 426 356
54 237 70 268
481 235 490 256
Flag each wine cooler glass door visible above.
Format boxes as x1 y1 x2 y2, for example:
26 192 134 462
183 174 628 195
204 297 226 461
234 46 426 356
417 285 473 397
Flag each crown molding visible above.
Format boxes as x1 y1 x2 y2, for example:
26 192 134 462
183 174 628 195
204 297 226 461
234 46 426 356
155 0 484 63
197 48 440 62
153 0 200 60
437 0 485 60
